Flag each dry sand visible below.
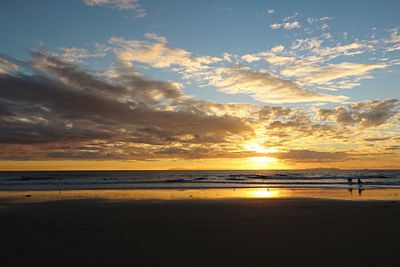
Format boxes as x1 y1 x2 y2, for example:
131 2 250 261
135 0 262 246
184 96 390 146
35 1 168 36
1 197 399 267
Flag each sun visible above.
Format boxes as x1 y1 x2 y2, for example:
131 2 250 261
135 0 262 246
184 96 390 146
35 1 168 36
244 142 280 169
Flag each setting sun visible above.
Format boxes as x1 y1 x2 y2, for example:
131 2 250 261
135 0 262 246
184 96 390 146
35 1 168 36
247 156 278 169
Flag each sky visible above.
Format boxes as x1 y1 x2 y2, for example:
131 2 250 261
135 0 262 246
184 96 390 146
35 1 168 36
0 0 399 170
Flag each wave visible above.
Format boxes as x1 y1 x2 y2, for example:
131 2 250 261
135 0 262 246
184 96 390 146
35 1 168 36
0 170 399 190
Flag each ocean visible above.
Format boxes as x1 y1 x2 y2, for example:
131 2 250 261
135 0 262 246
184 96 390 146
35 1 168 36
0 169 399 190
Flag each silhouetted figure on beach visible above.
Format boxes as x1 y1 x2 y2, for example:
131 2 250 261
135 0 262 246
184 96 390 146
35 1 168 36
347 178 353 195
357 178 364 196
347 178 353 186
358 187 364 196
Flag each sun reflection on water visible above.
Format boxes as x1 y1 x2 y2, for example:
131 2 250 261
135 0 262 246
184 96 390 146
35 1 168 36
248 188 280 198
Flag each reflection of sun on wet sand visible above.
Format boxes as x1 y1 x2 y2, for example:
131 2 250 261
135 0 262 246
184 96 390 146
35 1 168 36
249 188 279 198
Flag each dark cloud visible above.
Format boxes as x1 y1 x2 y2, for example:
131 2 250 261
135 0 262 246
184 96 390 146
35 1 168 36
31 51 184 106
0 52 252 160
267 113 338 138
0 101 14 116
257 106 293 120
318 99 400 127
385 145 400 151
364 137 391 142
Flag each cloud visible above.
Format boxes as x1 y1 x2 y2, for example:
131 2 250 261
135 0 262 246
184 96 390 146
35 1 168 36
0 58 18 75
241 54 261 63
265 55 295 65
108 33 231 83
364 137 391 142
0 51 255 160
270 45 285 53
268 41 385 90
270 21 300 30
109 34 220 77
84 0 139 10
83 0 146 17
267 9 274 14
242 35 386 91
270 13 301 30
386 28 400 44
268 115 335 138
282 62 387 86
0 44 399 164
309 42 371 59
106 34 351 104
307 16 332 24
110 34 191 68
318 99 400 127
385 145 400 151
385 28 400 52
0 52 398 164
208 67 348 103
59 46 108 63
106 32 387 104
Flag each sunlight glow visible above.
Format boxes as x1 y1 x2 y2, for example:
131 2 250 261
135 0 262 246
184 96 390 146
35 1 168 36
246 143 279 153
246 156 278 170
249 156 277 164
250 188 280 198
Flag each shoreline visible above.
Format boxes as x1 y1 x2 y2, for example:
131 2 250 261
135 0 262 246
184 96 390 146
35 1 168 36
1 187 400 204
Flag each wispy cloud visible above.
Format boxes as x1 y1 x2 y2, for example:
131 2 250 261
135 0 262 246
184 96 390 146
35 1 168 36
207 67 347 103
307 16 332 25
270 21 300 30
282 62 387 87
59 45 108 63
83 0 146 18
270 12 301 30
0 58 18 75
110 34 195 68
240 24 395 92
384 27 400 52
109 33 224 77
108 34 347 103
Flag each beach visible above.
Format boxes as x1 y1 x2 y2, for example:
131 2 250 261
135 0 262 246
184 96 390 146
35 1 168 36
1 190 400 267
1 1 400 266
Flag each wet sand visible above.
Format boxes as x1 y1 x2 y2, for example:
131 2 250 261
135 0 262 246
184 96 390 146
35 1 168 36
1 196 400 267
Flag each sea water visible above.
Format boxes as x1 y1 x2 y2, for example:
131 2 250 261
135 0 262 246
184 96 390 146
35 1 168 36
0 169 399 190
